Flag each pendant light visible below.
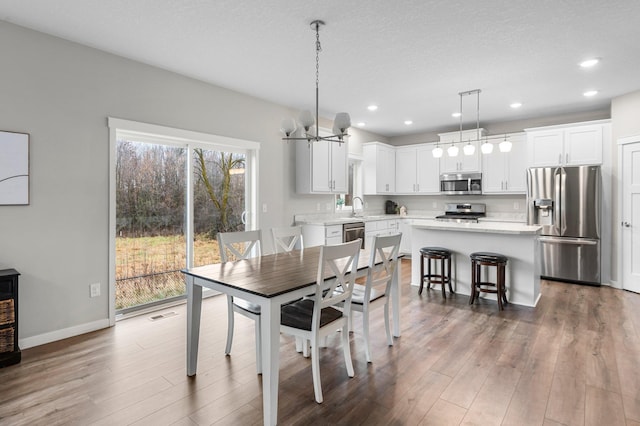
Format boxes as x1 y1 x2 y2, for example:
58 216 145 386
432 143 443 158
499 134 513 152
481 137 494 154
280 20 350 143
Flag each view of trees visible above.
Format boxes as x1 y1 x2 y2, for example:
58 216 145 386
115 139 246 311
115 140 245 237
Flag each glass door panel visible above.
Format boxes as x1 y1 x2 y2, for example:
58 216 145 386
115 140 186 313
193 148 247 266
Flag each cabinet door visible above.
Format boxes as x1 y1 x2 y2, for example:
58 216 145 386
527 130 563 167
504 134 527 193
311 139 331 192
482 149 505 193
377 145 395 193
564 125 603 165
395 147 417 193
416 146 440 193
331 141 348 193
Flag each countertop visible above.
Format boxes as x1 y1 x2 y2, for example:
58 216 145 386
294 213 527 227
412 220 541 235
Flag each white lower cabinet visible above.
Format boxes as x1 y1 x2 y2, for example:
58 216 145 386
301 224 342 247
364 219 400 250
399 219 412 255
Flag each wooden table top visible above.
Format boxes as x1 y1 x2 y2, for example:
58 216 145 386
182 246 378 298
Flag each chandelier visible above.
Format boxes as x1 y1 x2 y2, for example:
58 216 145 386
280 20 351 143
432 89 512 158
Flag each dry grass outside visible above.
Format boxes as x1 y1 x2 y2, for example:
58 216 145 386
115 234 220 310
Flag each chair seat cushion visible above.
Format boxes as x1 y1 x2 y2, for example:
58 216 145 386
233 298 261 315
281 299 343 331
351 283 384 305
420 247 452 257
470 252 508 263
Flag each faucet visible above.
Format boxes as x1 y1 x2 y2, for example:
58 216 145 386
352 196 364 217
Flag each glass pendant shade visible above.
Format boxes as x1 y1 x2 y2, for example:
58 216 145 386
447 145 459 157
298 110 315 131
499 139 512 152
481 141 494 154
463 143 475 155
333 112 351 134
432 146 443 158
280 118 297 137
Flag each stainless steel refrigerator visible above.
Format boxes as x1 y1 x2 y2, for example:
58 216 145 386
526 165 601 285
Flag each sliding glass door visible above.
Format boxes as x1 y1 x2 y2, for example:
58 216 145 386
110 120 257 317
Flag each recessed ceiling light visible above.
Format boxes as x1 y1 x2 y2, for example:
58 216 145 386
367 105 378 111
583 90 598 97
451 112 461 118
579 58 600 68
510 102 522 109
356 122 366 127
404 120 413 125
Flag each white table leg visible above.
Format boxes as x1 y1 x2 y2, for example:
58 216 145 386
186 276 203 376
260 299 280 425
392 259 402 337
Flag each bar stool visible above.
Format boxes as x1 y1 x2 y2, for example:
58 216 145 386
469 252 508 310
419 247 453 298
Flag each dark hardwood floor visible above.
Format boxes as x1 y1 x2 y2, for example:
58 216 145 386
1 259 639 425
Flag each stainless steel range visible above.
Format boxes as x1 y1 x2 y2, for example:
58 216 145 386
435 203 486 223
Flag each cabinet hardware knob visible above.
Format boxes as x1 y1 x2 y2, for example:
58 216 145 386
623 222 631 228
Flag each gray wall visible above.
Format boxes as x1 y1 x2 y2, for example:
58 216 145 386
610 89 640 282
0 21 384 345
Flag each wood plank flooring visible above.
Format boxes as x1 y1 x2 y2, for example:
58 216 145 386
1 259 640 425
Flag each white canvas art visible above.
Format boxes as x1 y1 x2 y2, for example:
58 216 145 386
0 131 29 205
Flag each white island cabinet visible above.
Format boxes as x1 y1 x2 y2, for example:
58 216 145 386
411 221 542 307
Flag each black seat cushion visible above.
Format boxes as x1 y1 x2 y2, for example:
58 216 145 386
470 252 508 263
420 246 452 257
281 299 343 331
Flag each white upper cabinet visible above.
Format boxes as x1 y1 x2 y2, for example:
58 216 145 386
395 144 440 194
296 138 348 194
526 120 609 167
364 142 395 194
482 133 527 194
438 129 484 173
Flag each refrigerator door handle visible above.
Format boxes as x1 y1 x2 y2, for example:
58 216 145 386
553 167 563 235
539 236 598 245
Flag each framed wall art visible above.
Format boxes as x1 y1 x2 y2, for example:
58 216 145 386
0 130 30 205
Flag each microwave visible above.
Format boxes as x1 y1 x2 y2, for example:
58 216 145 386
440 172 482 195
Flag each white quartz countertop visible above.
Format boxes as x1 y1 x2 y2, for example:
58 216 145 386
412 219 541 235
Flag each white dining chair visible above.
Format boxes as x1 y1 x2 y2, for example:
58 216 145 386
217 230 263 374
271 225 308 355
280 239 361 403
271 226 304 253
350 233 401 363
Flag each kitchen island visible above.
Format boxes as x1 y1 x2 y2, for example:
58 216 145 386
411 220 542 307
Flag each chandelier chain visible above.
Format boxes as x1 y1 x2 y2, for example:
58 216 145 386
315 26 321 89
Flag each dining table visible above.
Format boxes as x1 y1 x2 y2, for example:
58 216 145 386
182 245 402 426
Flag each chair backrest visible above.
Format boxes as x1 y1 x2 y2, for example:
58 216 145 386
271 226 304 253
365 233 402 299
217 230 262 262
313 240 362 320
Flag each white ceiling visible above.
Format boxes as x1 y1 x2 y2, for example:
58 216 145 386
2 0 639 137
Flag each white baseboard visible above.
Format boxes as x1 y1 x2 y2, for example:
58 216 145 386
18 318 111 349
